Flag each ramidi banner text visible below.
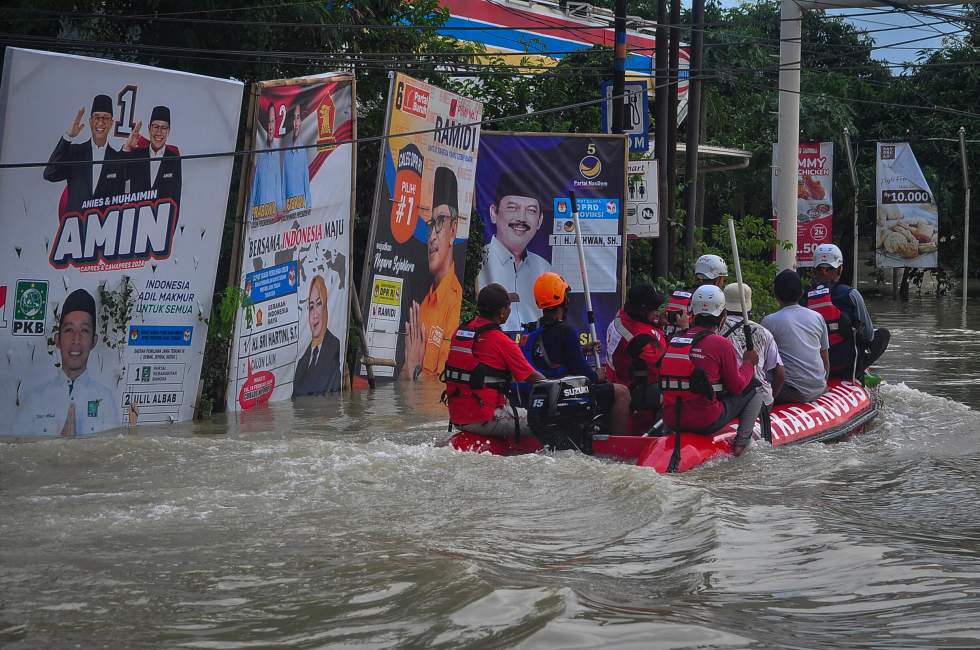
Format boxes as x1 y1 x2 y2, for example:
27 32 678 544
228 73 355 410
475 132 627 349
0 47 242 437
875 142 939 269
772 141 834 267
360 73 483 381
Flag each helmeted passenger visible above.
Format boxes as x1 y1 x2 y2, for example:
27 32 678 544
443 284 544 438
661 284 764 456
803 243 890 379
664 253 728 336
608 284 668 434
520 272 631 434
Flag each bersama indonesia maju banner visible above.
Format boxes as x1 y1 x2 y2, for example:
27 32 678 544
0 48 243 437
360 73 483 380
228 73 355 410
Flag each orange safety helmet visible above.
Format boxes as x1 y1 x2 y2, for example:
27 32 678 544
533 272 571 309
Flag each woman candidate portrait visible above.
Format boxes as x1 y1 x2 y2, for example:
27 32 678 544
293 274 342 396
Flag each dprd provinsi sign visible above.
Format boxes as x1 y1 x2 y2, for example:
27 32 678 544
228 73 355 410
875 142 939 269
0 48 242 436
359 73 482 381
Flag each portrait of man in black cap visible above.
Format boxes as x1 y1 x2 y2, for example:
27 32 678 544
122 105 182 203
15 288 119 437
477 169 552 331
44 95 126 213
399 165 463 381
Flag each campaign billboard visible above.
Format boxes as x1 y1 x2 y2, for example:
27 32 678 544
475 132 627 355
359 73 483 380
772 141 834 267
228 73 355 410
0 48 242 437
875 142 939 269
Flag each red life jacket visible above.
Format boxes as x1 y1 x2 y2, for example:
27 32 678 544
442 317 512 426
664 289 692 315
659 330 724 414
610 313 665 408
805 285 845 346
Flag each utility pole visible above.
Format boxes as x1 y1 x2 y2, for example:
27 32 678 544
683 0 705 256
960 126 971 307
654 0 669 278
613 0 627 134
667 0 681 272
843 127 859 287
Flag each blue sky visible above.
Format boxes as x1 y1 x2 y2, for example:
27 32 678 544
711 1 968 67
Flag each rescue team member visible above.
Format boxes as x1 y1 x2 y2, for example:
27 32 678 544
804 244 890 379
664 254 728 336
521 272 631 435
15 289 119 437
443 284 544 438
661 285 763 457
608 284 668 434
721 283 785 408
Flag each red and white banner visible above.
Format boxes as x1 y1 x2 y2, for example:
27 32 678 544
773 141 834 267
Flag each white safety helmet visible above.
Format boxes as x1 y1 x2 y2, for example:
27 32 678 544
813 243 844 268
694 254 728 280
689 285 727 317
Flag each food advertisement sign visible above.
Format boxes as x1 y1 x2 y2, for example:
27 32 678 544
228 73 355 409
0 48 243 437
772 141 834 267
875 142 939 269
359 73 483 381
475 133 627 348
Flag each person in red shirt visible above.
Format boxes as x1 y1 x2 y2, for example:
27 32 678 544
443 284 544 438
661 285 763 456
608 284 667 434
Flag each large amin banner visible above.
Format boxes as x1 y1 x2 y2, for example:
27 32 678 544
772 141 834 267
228 73 355 410
0 48 242 437
875 142 939 269
475 133 627 351
360 73 483 380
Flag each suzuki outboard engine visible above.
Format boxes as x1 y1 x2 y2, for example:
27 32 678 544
527 376 599 453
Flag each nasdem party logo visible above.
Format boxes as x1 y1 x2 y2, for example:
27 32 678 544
579 155 602 180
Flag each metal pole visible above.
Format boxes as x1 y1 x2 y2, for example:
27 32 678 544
775 0 802 270
960 126 971 305
613 0 627 134
684 0 705 256
654 0 669 278
667 0 681 273
569 191 602 372
843 128 859 287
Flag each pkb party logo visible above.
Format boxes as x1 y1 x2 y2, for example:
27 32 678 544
579 155 602 179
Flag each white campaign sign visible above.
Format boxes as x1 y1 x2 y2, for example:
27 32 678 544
875 142 939 269
0 48 242 436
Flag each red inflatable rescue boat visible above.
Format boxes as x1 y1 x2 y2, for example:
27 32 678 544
447 379 879 473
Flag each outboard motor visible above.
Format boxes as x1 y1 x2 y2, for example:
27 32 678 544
527 376 599 453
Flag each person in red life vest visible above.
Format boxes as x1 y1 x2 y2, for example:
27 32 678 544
608 284 668 434
520 272 631 434
664 254 728 336
661 285 764 457
803 243 890 380
443 284 544 438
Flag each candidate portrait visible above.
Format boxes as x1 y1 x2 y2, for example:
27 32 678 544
293 274 342 396
121 105 182 203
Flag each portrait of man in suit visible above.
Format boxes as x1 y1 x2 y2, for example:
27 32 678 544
43 94 126 213
122 105 182 203
292 274 342 396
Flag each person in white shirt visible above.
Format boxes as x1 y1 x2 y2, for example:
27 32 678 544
15 289 119 437
44 94 125 213
761 270 830 403
721 283 785 406
477 171 551 331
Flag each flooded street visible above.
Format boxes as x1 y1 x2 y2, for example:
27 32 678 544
3 297 980 649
